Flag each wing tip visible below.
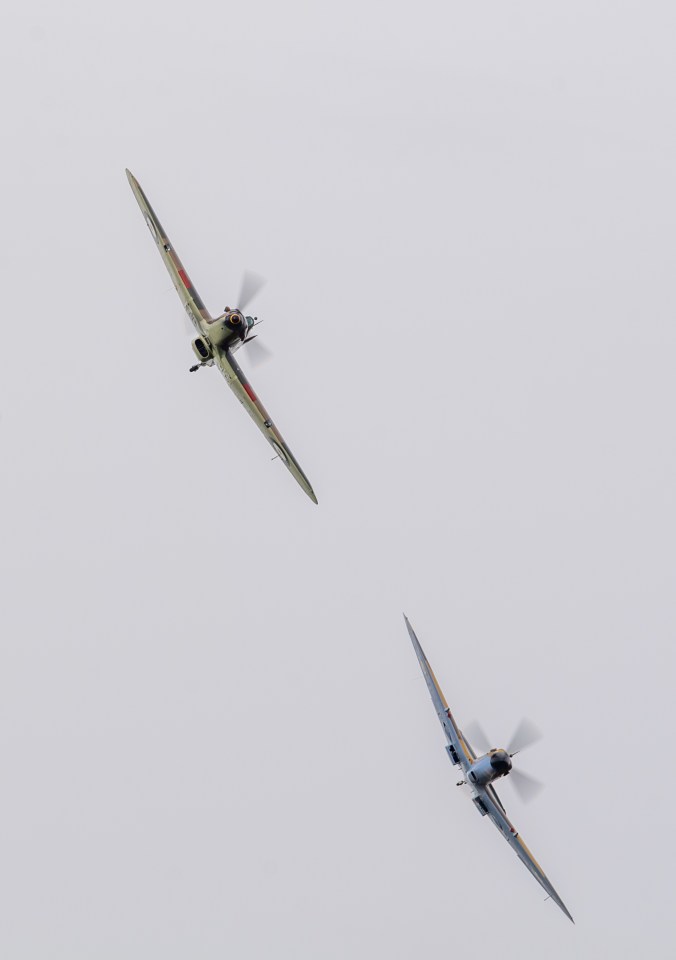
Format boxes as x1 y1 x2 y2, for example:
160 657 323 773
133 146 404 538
294 468 317 504
403 615 421 649
550 893 574 924
302 483 318 504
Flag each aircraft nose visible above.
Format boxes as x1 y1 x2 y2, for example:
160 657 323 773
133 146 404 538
490 750 512 775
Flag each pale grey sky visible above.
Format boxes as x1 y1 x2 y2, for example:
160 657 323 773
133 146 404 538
2 1 675 956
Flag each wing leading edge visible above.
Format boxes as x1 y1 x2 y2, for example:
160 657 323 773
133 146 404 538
404 615 574 923
404 615 475 772
213 348 318 504
479 788 574 923
126 169 211 327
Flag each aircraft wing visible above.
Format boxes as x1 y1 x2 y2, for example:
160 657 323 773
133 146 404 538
404 616 475 773
126 169 212 328
485 782 506 814
479 786 574 923
213 347 318 504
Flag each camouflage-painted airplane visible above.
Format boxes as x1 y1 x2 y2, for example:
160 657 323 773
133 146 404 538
126 169 318 504
404 616 574 923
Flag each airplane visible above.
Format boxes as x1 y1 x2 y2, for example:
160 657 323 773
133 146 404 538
125 169 318 504
404 615 574 923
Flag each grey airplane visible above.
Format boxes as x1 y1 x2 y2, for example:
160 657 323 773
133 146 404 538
126 169 317 504
404 616 573 923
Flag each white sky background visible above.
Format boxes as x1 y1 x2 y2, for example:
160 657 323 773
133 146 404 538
1 0 675 955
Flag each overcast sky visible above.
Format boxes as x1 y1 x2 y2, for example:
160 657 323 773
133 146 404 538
2 1 676 956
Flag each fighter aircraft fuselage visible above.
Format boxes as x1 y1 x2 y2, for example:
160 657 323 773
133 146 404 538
465 749 513 786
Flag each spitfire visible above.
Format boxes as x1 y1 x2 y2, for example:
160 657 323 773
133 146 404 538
126 170 317 504
404 615 574 923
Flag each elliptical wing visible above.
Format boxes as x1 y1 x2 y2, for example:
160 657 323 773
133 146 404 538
404 616 475 773
479 787 574 923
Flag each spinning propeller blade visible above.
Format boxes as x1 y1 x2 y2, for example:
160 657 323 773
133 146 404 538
242 336 273 368
237 270 266 312
463 721 492 754
509 768 544 803
507 717 542 756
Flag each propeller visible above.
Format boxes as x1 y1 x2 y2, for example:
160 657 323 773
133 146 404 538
236 270 272 367
237 270 266 312
241 335 273 368
180 269 271 360
506 717 543 803
465 716 544 803
509 768 544 803
463 720 492 755
507 717 542 756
